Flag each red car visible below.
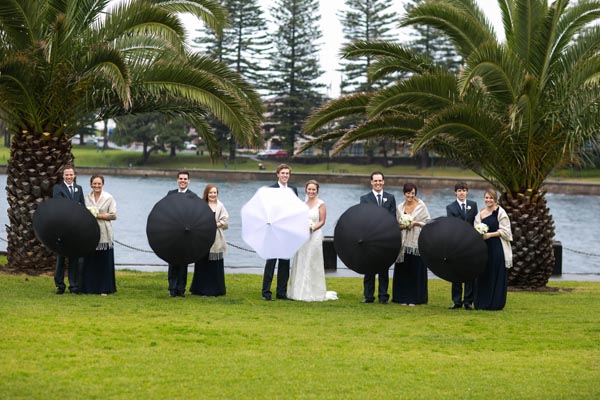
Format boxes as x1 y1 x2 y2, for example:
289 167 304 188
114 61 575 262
273 150 288 157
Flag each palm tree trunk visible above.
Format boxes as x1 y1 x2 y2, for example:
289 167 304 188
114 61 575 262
5 133 74 274
501 191 555 288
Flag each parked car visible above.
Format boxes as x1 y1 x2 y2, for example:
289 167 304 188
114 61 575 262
185 143 197 150
273 150 288 157
257 149 277 157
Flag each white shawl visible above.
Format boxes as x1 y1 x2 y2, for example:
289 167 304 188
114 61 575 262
85 190 117 250
475 206 513 268
208 200 229 260
396 199 431 263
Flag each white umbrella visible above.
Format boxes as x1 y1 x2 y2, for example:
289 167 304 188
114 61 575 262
241 187 310 259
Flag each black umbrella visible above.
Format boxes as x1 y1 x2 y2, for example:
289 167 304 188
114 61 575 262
334 204 402 274
146 192 217 265
418 216 487 283
33 197 100 257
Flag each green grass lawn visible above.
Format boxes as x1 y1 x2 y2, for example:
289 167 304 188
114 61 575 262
0 272 598 399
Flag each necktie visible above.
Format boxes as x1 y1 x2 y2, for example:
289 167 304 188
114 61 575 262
377 194 382 206
69 185 74 196
461 203 466 217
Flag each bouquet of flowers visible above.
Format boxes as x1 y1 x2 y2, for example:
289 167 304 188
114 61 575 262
475 223 489 235
399 213 413 229
309 220 315 233
87 206 99 217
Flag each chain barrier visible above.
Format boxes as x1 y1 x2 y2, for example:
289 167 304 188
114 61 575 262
113 239 155 253
226 241 256 253
563 247 600 257
0 234 597 258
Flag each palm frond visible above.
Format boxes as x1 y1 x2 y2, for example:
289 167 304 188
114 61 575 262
331 115 422 156
401 0 495 58
151 0 229 36
460 42 524 105
367 73 458 117
302 93 370 135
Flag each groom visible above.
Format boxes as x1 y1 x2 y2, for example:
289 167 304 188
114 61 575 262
52 164 85 294
359 171 397 304
446 181 478 310
261 163 298 301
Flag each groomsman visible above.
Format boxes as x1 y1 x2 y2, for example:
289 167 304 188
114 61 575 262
166 171 195 297
52 164 85 294
359 171 397 304
261 163 298 301
446 181 478 310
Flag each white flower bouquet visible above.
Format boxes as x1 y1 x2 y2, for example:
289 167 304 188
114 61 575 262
309 220 315 232
87 206 99 217
399 213 413 229
475 223 489 235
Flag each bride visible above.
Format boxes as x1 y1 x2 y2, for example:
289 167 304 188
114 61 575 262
288 180 337 302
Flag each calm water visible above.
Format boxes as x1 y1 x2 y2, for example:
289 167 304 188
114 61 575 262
1 174 598 274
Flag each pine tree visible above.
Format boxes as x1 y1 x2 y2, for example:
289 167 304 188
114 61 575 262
267 0 324 152
193 0 270 158
403 0 462 73
339 0 398 94
193 0 270 89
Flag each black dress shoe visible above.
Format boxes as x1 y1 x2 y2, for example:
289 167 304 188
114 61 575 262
379 299 389 304
169 291 177 297
361 299 374 303
55 288 65 295
262 296 273 301
464 304 473 310
449 304 462 309
276 295 292 300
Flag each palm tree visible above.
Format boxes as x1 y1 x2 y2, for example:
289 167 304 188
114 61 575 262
301 0 600 288
0 0 264 274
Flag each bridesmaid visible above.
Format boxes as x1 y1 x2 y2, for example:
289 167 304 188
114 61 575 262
81 175 117 295
190 184 229 296
474 187 513 310
392 183 430 306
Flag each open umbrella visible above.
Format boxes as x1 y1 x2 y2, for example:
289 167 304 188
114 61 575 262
333 204 402 274
241 187 309 259
33 197 100 257
146 192 216 265
418 216 487 283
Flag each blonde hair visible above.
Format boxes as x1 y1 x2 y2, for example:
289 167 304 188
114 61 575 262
484 187 498 202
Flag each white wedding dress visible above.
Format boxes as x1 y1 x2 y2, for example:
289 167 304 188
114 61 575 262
288 199 338 302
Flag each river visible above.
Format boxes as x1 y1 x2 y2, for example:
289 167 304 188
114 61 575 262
1 174 598 274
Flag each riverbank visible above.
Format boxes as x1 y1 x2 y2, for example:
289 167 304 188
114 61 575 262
3 165 597 195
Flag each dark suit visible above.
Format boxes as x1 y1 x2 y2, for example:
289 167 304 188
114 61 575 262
52 181 85 293
262 182 298 299
166 189 197 296
446 199 478 307
359 191 397 303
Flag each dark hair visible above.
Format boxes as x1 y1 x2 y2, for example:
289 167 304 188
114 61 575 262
305 179 319 193
90 174 105 185
403 182 417 195
202 184 218 202
454 181 469 191
177 170 190 179
370 171 384 180
62 164 76 174
276 164 291 174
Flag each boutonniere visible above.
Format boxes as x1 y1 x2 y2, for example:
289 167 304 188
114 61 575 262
74 187 78 192
383 198 388 203
466 205 471 211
